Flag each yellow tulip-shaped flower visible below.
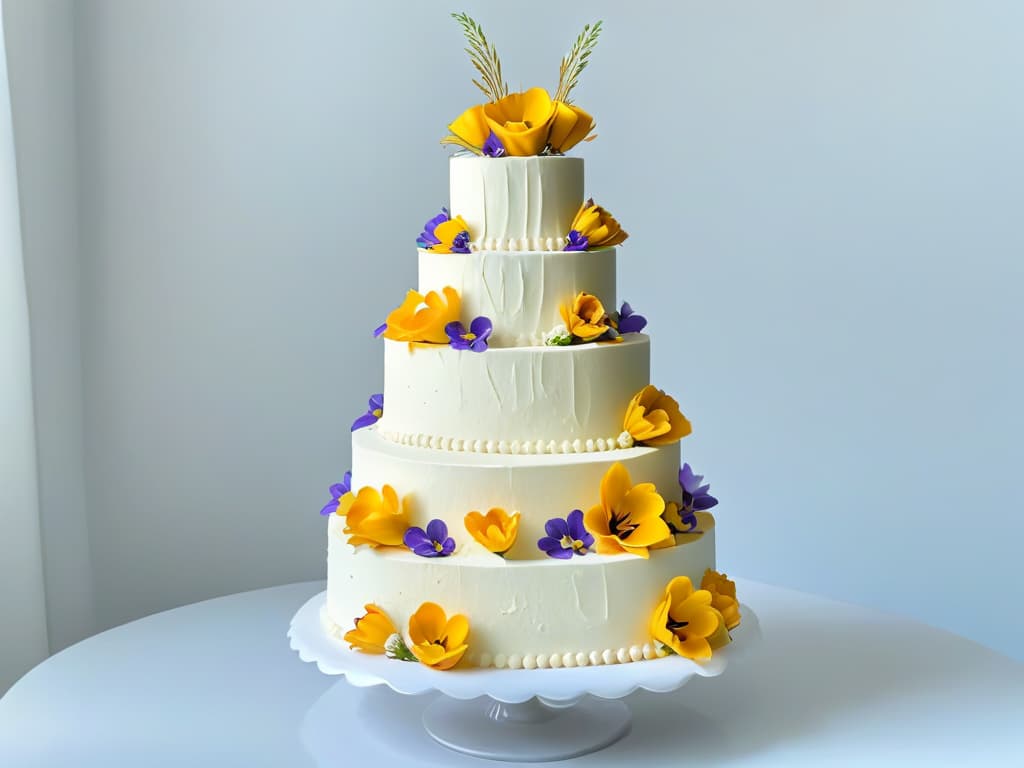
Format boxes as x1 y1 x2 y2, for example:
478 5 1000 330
464 508 520 556
382 286 461 345
548 101 595 154
408 602 470 670
584 462 670 559
343 604 398 655
481 88 557 156
560 291 610 342
649 576 726 661
337 484 409 548
569 199 629 248
623 385 693 446
701 569 742 631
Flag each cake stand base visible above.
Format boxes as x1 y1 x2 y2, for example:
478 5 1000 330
421 695 631 762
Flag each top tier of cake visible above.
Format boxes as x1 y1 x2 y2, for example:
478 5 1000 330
450 155 583 251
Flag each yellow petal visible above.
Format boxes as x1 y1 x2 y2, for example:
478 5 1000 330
484 88 555 156
583 504 612 537
448 104 490 149
600 462 632 514
548 101 594 153
444 613 470 648
408 601 447 646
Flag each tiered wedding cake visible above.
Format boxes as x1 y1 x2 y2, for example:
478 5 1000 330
319 16 740 671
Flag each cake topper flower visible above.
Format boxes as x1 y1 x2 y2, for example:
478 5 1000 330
403 519 456 558
537 509 594 559
701 568 742 631
344 604 399 655
560 292 611 342
351 394 383 431
584 462 670 559
564 199 628 251
381 287 461 345
622 385 692 447
441 15 600 156
337 484 410 548
416 207 472 254
664 464 719 534
408 602 470 670
445 316 493 352
613 302 647 334
649 576 729 661
319 471 352 516
464 508 520 556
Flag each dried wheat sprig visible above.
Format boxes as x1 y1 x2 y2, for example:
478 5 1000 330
554 20 603 104
440 134 484 155
451 12 508 103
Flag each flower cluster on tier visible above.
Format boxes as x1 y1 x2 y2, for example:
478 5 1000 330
564 199 628 251
548 294 647 346
345 602 470 670
416 207 471 254
649 576 731 661
333 484 410 548
373 285 494 353
621 385 692 447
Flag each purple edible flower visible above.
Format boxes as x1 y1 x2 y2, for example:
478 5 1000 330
538 510 594 559
351 393 383 431
319 471 352 516
450 230 471 254
445 316 493 352
617 301 648 334
672 464 719 533
564 229 589 252
404 519 456 557
482 130 506 158
416 207 450 248
373 322 387 338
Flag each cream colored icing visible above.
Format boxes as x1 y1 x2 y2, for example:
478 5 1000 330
351 426 681 560
325 513 714 666
418 247 616 347
378 335 648 450
449 156 583 251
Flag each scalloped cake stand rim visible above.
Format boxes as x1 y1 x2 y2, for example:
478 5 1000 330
288 590 761 705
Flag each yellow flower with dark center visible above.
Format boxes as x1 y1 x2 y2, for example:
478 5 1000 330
447 88 595 156
464 508 520 556
343 604 398 654
623 385 692 446
382 286 461 345
583 462 670 559
560 291 610 342
701 569 742 631
337 484 409 548
569 199 628 248
408 602 470 670
649 576 726 660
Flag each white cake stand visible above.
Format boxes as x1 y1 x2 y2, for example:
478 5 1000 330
288 591 760 763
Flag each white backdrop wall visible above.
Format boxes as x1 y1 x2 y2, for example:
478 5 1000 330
4 0 1023 678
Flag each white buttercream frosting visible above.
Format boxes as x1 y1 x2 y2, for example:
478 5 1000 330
417 247 616 348
379 334 648 449
449 156 583 251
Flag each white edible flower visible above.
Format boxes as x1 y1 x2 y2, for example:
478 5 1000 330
543 323 572 347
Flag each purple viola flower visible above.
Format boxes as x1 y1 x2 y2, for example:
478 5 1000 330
373 322 387 338
404 519 456 557
445 316 493 352
482 130 506 158
416 207 450 248
538 510 594 559
564 229 589 252
450 230 471 254
351 393 383 431
319 471 352 516
617 302 648 334
672 464 719 533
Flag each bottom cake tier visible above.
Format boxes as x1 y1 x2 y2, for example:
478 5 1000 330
325 512 716 668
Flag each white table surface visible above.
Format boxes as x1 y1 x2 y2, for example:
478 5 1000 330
1 579 1021 766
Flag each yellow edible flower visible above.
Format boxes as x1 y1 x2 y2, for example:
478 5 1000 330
649 576 727 661
464 508 520 556
447 88 595 156
560 291 610 342
623 385 692 447
701 569 742 631
343 604 398 655
584 462 670 559
431 215 472 254
337 484 409 548
382 286 461 345
408 602 470 670
569 199 628 248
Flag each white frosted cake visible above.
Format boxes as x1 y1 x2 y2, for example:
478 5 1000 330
319 16 740 671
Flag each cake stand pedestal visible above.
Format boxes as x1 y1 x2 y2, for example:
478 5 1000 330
288 591 760 763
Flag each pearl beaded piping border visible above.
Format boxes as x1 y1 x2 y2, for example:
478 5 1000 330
471 236 566 252
322 608 667 669
376 429 636 455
